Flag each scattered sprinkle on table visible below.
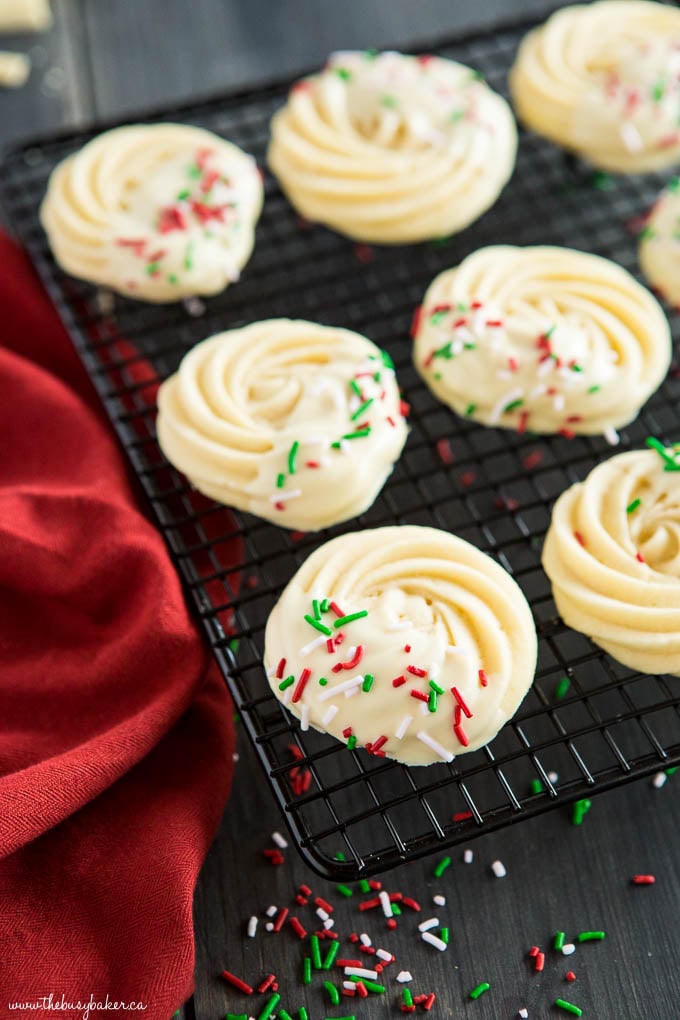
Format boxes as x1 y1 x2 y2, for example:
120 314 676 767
555 676 571 699
491 859 507 878
555 998 583 1016
572 799 592 825
577 930 606 942
632 874 656 885
469 981 490 1000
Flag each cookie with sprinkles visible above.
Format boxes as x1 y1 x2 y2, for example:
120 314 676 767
543 442 680 674
639 177 680 306
156 319 408 530
413 245 670 440
268 49 517 243
40 123 263 302
264 525 537 764
509 1 680 173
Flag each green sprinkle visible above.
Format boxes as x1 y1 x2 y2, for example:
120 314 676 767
276 472 286 489
303 956 312 985
257 994 281 1020
591 170 614 191
324 981 340 1006
351 398 374 421
403 988 414 1008
312 598 322 619
320 598 330 613
651 77 666 102
364 48 379 60
430 310 449 326
278 675 295 691
362 673 375 693
572 798 592 825
503 398 524 413
570 363 583 373
588 384 601 394
233 711 241 722
279 1011 294 1020
348 977 385 994
430 234 453 247
310 934 322 969
428 690 438 713
666 766 678 775
334 610 368 628
299 1009 309 1020
470 69 485 81
530 778 544 795
668 177 680 193
187 162 201 179
227 1014 247 1020
359 879 371 893
146 261 160 275
176 187 191 201
319 677 328 686
544 323 556 339
184 241 194 270
429 679 444 695
578 930 606 942
639 224 656 241
336 67 352 81
350 379 362 398
347 735 357 750
469 982 490 1000
336 883 353 897
380 94 397 108
449 109 465 123
646 436 680 471
465 403 477 416
303 614 332 636
342 427 371 440
381 349 395 370
554 930 566 951
555 676 571 699
288 440 299 474
433 855 451 878
166 273 179 285
555 999 583 1017
433 341 453 360
434 372 442 381
440 927 449 944
391 902 401 915
626 498 642 514
228 638 240 654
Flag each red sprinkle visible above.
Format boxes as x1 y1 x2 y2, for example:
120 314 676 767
423 993 436 1011
402 897 421 911
158 205 188 233
410 305 423 338
523 450 544 470
392 675 407 687
359 897 381 911
371 735 388 753
342 727 353 739
451 686 472 718
478 669 489 688
436 437 455 465
459 470 476 487
400 400 411 418
529 946 540 958
336 959 363 967
387 918 398 930
454 723 469 747
329 601 345 617
453 811 473 822
517 410 530 434
410 690 429 703
275 657 286 679
535 952 545 972
355 982 369 998
566 971 576 982
272 908 288 932
291 668 312 703
220 971 253 994
574 531 586 548
257 974 276 994
636 551 645 563
315 897 333 913
407 665 427 678
305 460 321 469
332 645 364 672
289 916 307 939
632 875 656 885
299 883 312 897
354 243 374 263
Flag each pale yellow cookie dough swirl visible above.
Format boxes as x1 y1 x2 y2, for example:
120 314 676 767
156 319 408 531
413 245 671 438
639 178 680 305
543 446 680 674
264 525 537 765
40 123 263 302
510 1 680 173
268 50 517 243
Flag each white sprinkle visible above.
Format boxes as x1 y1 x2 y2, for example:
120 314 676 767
528 383 547 400
418 917 439 932
621 120 643 152
397 971 413 983
548 771 559 784
265 922 274 932
422 931 447 951
489 386 524 425
653 771 668 789
464 849 474 864
344 966 377 980
376 949 393 962
379 891 393 918
321 705 339 726
604 426 620 446
300 635 327 656
519 1010 529 1019
304 435 329 447
271 831 288 849
491 859 507 878
433 894 446 906
343 981 357 991
552 393 565 412
317 674 364 701
387 620 412 632
269 488 302 504
562 943 576 956
282 686 292 706
446 644 468 658
420 701 429 716
323 918 334 929
428 661 440 680
247 916 258 938
95 289 115 315
300 704 310 731
317 907 330 921
183 296 206 317
395 714 413 740
345 686 360 699
537 357 555 378
417 730 454 762
496 369 512 381
359 933 372 947
266 905 277 917
233 752 240 762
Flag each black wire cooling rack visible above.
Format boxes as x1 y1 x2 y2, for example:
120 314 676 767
2 11 680 881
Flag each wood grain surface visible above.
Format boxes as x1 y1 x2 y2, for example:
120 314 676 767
1 4 678 1019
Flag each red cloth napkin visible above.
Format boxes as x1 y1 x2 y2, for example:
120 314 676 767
0 231 235 1019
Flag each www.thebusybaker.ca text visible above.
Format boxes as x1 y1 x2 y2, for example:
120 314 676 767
8 993 148 1019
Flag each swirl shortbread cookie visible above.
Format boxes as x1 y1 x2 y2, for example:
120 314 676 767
156 319 408 530
268 50 517 243
510 1 680 173
40 123 263 302
264 526 537 765
413 245 671 439
543 443 680 674
639 177 680 306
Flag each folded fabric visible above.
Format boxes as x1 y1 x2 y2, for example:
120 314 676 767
0 231 236 1018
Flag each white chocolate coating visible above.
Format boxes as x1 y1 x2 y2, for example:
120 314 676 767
264 526 537 765
510 1 680 173
413 245 671 437
268 50 517 243
639 179 680 306
0 51 30 88
156 319 408 531
40 123 263 302
543 446 680 674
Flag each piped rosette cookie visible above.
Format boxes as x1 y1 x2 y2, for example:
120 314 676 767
268 49 517 243
639 177 680 306
510 1 680 173
156 319 408 531
413 245 671 441
543 441 680 674
40 123 263 301
264 526 537 765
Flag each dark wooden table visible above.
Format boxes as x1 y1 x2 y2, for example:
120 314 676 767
2 4 678 1019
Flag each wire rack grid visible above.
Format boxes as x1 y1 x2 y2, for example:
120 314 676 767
2 12 680 880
